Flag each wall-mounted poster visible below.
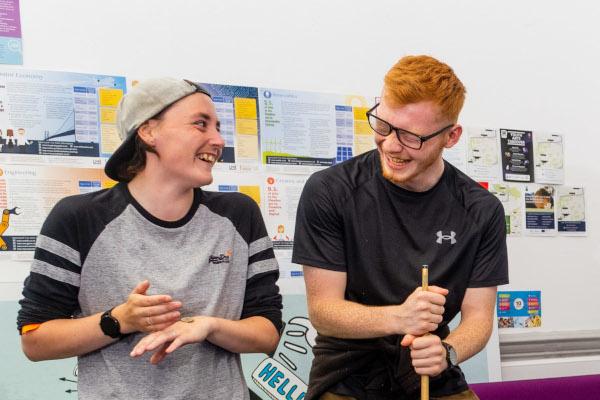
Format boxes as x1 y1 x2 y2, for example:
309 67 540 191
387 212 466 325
524 184 556 236
497 291 542 329
201 83 261 172
500 128 534 182
557 186 586 236
0 164 106 259
488 182 523 236
466 127 502 182
258 88 373 174
533 132 564 184
0 0 22 65
0 68 126 166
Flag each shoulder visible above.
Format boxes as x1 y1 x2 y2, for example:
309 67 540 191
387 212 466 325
200 189 261 225
304 150 379 201
443 162 504 221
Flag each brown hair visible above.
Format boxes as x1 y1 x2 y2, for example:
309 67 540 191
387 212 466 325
383 55 466 122
116 134 157 182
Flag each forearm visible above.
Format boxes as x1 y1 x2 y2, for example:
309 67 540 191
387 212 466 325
309 298 401 339
21 313 116 361
207 316 280 354
443 313 493 364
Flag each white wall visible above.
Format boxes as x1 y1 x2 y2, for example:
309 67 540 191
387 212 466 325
9 0 600 379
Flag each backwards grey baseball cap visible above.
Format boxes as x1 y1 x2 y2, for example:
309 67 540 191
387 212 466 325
105 77 211 182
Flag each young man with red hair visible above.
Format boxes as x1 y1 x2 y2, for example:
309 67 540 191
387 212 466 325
293 55 508 399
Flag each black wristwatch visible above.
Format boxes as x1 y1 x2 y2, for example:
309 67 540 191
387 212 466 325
442 341 458 368
100 308 124 339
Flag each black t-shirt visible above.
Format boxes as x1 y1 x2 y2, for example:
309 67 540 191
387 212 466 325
292 150 508 399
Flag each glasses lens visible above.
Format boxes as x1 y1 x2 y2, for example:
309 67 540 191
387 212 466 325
368 115 392 136
397 131 422 149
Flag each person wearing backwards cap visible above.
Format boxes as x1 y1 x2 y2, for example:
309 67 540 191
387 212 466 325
17 78 282 399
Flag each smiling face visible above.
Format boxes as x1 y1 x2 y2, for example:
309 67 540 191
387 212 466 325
375 99 461 192
138 92 225 189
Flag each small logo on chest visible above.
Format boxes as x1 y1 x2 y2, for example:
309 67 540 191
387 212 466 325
436 231 457 245
209 249 233 264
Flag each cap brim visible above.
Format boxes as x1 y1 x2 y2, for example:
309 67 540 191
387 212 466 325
104 132 137 182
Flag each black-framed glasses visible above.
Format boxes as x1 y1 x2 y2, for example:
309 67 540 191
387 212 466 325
366 103 454 150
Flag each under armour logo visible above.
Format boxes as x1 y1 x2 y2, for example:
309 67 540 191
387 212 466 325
436 231 457 245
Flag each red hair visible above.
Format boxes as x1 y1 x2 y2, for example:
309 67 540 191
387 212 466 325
383 55 466 122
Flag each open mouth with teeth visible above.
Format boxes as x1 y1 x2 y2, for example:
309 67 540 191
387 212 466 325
386 154 412 168
196 153 218 165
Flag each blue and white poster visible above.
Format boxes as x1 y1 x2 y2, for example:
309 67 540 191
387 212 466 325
0 68 126 165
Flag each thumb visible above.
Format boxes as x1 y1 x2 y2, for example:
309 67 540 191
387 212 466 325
401 334 415 347
131 280 150 295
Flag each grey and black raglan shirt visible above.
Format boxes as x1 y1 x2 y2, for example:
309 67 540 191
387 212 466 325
18 183 282 400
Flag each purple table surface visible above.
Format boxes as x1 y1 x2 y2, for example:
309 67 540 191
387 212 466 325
471 374 600 400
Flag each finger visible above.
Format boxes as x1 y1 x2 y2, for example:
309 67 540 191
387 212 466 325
130 335 156 357
133 294 174 307
401 334 415 347
411 336 440 351
415 366 442 377
165 337 184 354
131 280 150 295
431 304 445 316
145 302 182 317
150 343 170 364
146 311 181 327
428 286 449 296
145 333 175 352
422 291 447 306
148 321 178 332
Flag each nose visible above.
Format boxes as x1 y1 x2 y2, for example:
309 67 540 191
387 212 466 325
210 126 225 150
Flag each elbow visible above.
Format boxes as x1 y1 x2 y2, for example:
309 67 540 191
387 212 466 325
263 331 280 354
21 337 43 362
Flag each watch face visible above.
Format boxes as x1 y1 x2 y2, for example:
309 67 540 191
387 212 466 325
444 342 458 366
100 311 121 338
448 347 458 365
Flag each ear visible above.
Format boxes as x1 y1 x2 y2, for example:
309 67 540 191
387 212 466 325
137 120 158 147
444 124 463 149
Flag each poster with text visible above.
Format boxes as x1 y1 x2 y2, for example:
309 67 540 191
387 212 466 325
488 182 523 236
533 132 564 184
259 88 373 174
497 291 542 329
0 0 22 65
0 68 126 166
466 127 502 182
263 174 308 279
500 128 534 182
524 184 556 235
557 186 586 236
0 164 106 261
204 170 263 208
201 83 261 172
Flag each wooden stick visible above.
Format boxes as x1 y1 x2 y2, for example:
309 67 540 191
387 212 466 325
421 265 429 400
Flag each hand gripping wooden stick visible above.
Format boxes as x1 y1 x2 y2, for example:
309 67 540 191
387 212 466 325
421 265 429 400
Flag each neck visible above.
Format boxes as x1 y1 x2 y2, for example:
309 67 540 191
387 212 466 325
127 170 195 222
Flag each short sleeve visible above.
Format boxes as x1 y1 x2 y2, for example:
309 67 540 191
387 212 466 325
468 202 509 287
291 172 346 271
